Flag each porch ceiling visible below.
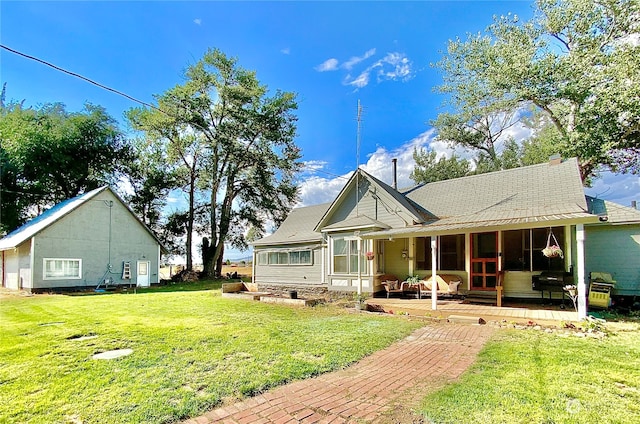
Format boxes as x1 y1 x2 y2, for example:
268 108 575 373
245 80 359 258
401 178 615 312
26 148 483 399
361 212 598 238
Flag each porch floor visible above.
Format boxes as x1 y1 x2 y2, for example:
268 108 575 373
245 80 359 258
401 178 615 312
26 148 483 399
366 298 579 323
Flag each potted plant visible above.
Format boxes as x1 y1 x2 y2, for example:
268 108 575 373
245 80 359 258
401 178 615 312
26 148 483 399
542 244 564 258
365 251 375 261
354 293 368 310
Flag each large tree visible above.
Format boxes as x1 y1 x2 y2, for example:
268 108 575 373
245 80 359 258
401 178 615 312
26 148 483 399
130 49 302 277
432 0 640 181
0 101 130 234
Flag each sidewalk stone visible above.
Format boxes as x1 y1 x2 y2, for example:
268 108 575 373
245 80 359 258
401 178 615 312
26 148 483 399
183 323 494 423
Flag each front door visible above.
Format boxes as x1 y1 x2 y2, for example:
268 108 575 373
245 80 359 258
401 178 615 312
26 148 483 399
470 232 498 290
136 261 150 287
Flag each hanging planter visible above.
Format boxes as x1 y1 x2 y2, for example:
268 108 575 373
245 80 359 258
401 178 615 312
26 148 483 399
542 229 564 258
365 251 375 261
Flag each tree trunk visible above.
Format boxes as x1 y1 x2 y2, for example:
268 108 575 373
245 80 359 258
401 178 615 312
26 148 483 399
185 175 195 271
216 245 224 277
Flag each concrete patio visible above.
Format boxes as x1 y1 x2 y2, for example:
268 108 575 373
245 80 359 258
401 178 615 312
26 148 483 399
366 297 579 323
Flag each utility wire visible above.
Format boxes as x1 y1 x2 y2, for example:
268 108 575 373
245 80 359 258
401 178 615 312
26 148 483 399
1 43 163 113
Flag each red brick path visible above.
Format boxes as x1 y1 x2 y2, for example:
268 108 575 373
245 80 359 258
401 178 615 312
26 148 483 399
183 323 495 424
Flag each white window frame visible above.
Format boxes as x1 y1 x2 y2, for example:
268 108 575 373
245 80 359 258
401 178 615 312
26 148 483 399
262 249 313 266
43 258 82 280
330 235 370 276
289 250 312 266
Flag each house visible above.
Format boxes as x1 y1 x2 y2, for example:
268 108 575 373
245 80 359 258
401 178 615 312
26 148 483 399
252 157 640 315
0 186 164 292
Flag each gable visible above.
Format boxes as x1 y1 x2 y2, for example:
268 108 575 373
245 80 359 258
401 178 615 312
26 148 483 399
0 186 163 252
315 169 425 232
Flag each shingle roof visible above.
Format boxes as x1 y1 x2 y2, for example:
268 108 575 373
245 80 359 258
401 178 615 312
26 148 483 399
253 158 608 245
251 203 330 246
586 196 640 224
0 186 108 251
403 157 589 220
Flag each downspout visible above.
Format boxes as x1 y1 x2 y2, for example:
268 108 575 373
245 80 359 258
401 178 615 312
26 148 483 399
1 250 5 287
251 250 256 284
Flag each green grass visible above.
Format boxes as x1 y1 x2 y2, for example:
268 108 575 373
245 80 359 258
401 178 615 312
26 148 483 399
420 327 640 424
0 284 423 423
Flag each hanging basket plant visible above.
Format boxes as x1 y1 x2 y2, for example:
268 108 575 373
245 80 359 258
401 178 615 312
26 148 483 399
542 229 564 258
365 251 375 261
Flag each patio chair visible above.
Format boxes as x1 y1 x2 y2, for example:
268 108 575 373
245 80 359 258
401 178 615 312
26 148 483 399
381 279 403 298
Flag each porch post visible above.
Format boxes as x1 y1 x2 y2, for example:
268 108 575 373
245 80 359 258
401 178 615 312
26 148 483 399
576 224 587 320
357 237 362 296
431 238 437 310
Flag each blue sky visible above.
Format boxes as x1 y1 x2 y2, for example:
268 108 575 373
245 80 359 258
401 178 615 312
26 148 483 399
2 1 638 260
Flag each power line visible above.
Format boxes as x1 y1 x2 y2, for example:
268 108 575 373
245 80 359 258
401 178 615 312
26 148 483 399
1 44 162 112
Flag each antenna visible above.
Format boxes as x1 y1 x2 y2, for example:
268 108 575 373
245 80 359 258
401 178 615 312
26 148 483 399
356 100 363 216
356 99 362 170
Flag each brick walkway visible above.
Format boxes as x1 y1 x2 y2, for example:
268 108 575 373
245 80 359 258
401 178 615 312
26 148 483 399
183 323 495 424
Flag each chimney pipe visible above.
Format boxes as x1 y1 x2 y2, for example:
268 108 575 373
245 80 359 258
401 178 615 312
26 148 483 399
632 200 637 210
392 158 398 190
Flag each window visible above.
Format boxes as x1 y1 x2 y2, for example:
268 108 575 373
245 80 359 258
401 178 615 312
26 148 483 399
502 227 565 272
440 234 465 271
416 235 465 271
259 250 312 266
268 252 289 265
416 237 433 270
332 236 368 275
43 259 82 280
289 250 312 265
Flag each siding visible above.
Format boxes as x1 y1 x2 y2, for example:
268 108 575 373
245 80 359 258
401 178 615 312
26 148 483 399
585 224 640 295
254 244 323 286
381 239 411 280
32 190 159 289
326 180 410 229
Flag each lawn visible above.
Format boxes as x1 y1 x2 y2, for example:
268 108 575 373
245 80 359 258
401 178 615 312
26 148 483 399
420 325 640 424
0 283 423 423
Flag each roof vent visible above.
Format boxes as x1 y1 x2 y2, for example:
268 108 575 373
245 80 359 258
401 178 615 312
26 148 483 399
549 154 562 165
632 200 637 210
392 158 398 190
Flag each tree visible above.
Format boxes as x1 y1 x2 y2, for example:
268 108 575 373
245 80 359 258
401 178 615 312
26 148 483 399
0 101 130 234
433 0 640 181
127 107 207 271
131 49 302 277
410 149 470 184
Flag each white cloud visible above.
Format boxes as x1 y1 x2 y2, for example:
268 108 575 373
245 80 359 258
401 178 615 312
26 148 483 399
345 71 370 88
193 18 202 25
317 49 413 89
585 171 640 207
298 130 437 206
342 48 376 70
315 58 339 72
343 51 414 89
281 47 291 55
375 52 412 82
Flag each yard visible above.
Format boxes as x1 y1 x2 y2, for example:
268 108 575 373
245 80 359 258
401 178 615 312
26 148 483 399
420 324 640 424
0 283 422 423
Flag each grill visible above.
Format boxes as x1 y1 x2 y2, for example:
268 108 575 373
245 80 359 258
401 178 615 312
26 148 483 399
532 271 574 306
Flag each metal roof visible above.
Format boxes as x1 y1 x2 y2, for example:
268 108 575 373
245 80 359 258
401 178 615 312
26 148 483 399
0 186 166 252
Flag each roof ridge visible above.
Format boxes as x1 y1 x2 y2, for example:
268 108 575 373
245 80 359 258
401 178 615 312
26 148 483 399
412 157 578 188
